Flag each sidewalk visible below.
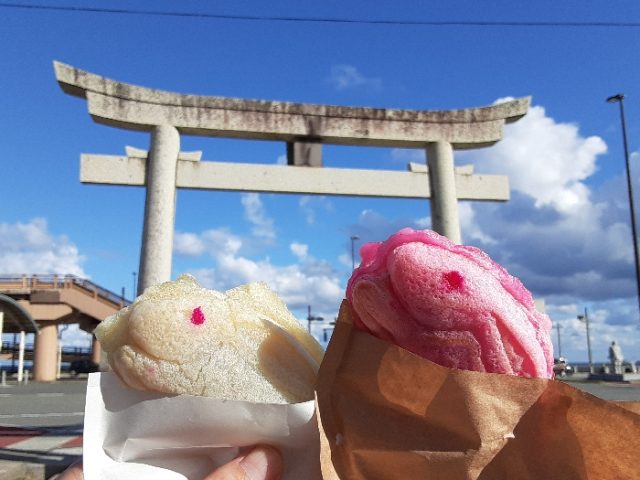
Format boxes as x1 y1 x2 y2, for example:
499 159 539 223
556 372 589 381
0 426 82 480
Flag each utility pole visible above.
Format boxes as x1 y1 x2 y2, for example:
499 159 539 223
578 308 593 374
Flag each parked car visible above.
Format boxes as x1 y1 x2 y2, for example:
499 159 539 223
553 357 574 377
0 364 19 375
0 361 33 375
69 359 100 376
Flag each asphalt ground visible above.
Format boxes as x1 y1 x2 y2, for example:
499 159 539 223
1 376 638 428
1 376 639 479
0 378 86 479
563 377 640 401
0 379 86 428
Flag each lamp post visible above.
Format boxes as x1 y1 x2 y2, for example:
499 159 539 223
57 324 69 380
323 320 337 342
350 235 360 271
607 94 640 320
556 322 562 358
577 308 593 373
307 305 324 333
132 271 138 298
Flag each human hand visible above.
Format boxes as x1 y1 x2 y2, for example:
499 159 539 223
55 445 283 480
54 461 83 480
204 445 283 480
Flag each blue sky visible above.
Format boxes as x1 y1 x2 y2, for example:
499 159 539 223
2 1 640 366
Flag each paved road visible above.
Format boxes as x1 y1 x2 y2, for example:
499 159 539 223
2 376 640 430
0 379 87 428
561 378 640 401
0 379 87 480
0 379 86 479
0 376 639 479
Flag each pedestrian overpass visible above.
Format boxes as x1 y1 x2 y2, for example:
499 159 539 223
0 275 125 381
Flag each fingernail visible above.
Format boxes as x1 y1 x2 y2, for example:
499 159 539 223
239 448 270 480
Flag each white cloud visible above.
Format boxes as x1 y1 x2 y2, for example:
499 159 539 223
351 209 431 244
60 323 92 348
177 229 344 316
299 197 316 225
338 253 353 269
175 228 242 257
173 232 206 256
0 218 86 276
327 65 382 91
458 202 496 245
290 242 309 260
446 101 633 301
414 216 431 230
298 196 333 225
241 193 276 243
467 103 606 215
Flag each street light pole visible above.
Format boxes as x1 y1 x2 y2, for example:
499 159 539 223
556 322 562 358
607 94 640 320
132 271 138 298
350 235 360 271
577 308 593 373
307 305 324 333
57 324 69 380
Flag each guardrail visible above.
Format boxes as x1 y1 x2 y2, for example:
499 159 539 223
1 341 91 355
0 274 129 307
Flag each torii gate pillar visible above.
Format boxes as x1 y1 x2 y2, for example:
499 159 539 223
139 125 180 293
427 141 460 243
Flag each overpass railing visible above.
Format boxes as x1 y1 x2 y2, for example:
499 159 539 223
0 274 129 308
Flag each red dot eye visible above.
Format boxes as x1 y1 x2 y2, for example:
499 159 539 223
442 271 465 291
190 306 206 325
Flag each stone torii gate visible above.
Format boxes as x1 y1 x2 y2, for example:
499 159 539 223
54 61 529 294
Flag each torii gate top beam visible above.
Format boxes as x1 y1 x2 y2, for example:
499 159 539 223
54 61 529 149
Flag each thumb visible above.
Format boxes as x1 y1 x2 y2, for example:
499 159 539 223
204 445 283 480
53 462 83 480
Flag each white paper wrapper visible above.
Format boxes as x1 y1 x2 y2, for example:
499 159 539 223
83 372 321 480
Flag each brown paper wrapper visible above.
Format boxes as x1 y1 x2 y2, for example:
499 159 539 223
317 301 640 479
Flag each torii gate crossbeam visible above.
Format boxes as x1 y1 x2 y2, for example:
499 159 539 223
54 61 529 293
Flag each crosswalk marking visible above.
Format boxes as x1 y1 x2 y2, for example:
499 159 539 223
5 435 79 451
0 426 83 451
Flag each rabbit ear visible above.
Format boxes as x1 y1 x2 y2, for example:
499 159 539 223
226 282 325 365
259 315 321 373
257 315 319 402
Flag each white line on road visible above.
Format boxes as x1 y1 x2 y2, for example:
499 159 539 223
1 392 68 398
0 412 84 419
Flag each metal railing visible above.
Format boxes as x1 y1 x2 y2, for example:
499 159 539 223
1 340 91 356
0 274 129 307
